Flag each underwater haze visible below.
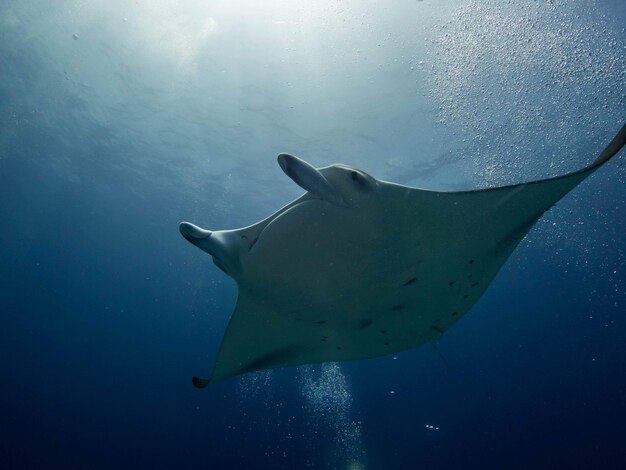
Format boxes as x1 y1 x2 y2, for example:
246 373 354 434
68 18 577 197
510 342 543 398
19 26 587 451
1 1 625 469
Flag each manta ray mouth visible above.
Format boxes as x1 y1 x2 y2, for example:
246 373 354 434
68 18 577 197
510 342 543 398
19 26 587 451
252 197 325 252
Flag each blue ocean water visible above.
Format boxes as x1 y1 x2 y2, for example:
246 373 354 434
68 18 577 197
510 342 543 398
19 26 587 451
1 1 625 469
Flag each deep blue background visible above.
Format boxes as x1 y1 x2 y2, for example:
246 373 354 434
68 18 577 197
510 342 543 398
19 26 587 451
1 1 625 469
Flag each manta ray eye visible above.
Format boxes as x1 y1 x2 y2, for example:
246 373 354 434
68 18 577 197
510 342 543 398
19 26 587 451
349 170 372 191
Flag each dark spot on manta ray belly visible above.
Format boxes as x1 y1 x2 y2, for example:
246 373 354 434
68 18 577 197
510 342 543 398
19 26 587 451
238 348 295 374
360 318 373 328
431 325 444 334
403 277 417 286
391 304 405 311
316 320 327 324
471 282 479 287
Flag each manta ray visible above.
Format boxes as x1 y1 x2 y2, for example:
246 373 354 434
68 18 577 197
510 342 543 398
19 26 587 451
180 124 625 388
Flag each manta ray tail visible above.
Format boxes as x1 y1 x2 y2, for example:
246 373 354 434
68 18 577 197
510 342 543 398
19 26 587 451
192 376 211 388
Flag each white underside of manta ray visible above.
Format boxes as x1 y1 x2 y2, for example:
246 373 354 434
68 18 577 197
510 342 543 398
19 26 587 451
180 123 625 388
